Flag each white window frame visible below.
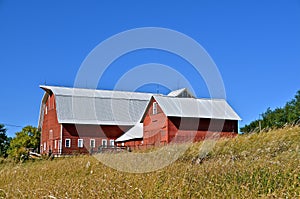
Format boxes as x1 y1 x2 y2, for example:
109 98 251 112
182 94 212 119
43 142 46 151
109 139 114 147
152 102 157 114
54 140 57 149
65 138 71 148
90 139 95 148
78 139 83 148
102 139 107 148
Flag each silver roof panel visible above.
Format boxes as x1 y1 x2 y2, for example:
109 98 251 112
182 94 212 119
40 85 152 125
154 96 241 120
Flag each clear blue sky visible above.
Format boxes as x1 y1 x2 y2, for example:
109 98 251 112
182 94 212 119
1 1 300 137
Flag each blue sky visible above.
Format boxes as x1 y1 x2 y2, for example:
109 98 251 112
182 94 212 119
0 1 300 137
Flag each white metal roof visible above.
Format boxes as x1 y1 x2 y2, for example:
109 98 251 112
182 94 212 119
41 85 152 100
153 96 241 120
115 123 143 142
38 85 241 130
40 85 152 125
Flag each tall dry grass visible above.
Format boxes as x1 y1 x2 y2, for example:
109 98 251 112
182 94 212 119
0 126 299 198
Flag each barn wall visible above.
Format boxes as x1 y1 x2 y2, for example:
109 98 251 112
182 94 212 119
168 117 238 143
143 98 168 147
40 93 61 155
61 124 132 155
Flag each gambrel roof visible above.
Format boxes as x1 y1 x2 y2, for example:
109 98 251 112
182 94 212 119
38 86 152 129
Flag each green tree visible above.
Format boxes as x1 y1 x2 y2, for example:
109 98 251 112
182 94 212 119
8 126 40 161
241 90 300 133
0 124 10 158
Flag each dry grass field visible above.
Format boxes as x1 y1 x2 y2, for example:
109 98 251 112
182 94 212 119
0 126 299 198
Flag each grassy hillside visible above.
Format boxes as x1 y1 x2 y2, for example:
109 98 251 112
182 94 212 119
0 126 299 198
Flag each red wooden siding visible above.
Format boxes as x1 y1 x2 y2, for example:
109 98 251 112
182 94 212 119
168 117 238 143
61 124 131 154
40 93 61 155
143 99 168 147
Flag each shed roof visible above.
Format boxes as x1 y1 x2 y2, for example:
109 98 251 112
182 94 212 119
115 123 143 142
40 85 152 126
153 96 241 120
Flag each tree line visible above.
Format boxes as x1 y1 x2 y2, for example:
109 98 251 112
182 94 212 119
241 90 300 133
0 124 40 161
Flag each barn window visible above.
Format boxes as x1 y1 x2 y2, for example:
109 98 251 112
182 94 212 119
78 139 83 148
90 139 95 148
110 140 115 147
65 139 71 148
102 139 107 148
152 102 157 114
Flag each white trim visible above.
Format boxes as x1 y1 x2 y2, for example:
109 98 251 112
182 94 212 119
65 138 71 148
54 140 57 149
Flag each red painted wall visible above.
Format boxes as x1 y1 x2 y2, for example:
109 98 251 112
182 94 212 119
168 117 238 143
61 124 131 154
40 93 61 155
143 99 168 147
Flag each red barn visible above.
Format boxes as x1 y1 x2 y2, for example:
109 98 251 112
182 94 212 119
38 85 152 155
115 91 241 149
38 86 241 155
